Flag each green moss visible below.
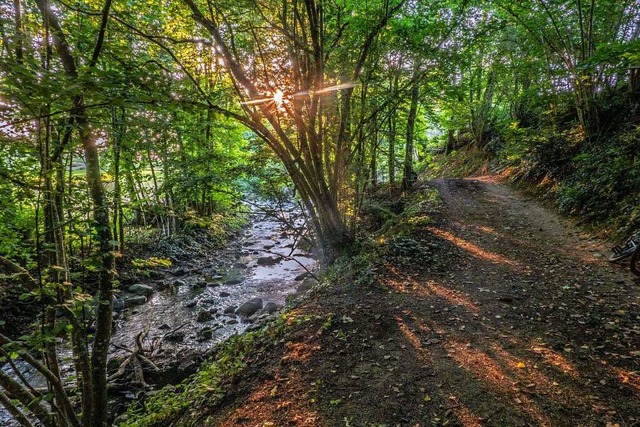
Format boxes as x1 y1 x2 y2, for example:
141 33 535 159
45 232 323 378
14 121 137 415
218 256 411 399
131 257 172 270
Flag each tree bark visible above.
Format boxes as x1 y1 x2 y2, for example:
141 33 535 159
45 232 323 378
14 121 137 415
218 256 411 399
402 74 419 191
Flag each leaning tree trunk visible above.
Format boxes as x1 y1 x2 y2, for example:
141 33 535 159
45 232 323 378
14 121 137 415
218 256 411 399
181 0 406 259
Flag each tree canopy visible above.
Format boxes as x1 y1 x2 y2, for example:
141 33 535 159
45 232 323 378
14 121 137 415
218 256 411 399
1 0 640 425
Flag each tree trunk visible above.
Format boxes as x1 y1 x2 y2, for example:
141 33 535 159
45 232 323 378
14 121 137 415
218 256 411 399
34 2 115 425
369 113 379 188
402 75 419 191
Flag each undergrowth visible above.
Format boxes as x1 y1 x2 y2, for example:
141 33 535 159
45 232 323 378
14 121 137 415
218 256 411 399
427 122 640 237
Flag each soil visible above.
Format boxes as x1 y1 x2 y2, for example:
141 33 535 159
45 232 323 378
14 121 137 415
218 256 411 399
174 177 640 427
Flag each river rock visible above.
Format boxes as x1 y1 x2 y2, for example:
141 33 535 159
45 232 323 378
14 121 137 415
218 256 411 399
219 291 231 298
263 244 275 250
223 305 237 314
234 263 248 269
197 310 213 322
155 280 169 291
173 279 187 287
257 256 280 266
226 319 239 325
173 267 188 276
224 279 242 285
294 272 309 281
200 297 217 305
177 353 197 375
184 299 198 308
199 327 213 340
113 298 125 311
236 298 263 317
124 295 147 307
262 302 279 314
128 284 154 297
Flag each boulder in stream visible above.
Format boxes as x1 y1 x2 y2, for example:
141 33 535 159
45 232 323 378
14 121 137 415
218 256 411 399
223 305 237 314
128 284 154 297
294 272 309 281
262 302 279 314
257 256 280 266
165 331 185 343
113 298 125 311
236 298 263 317
199 327 213 340
197 310 213 322
193 280 207 288
224 279 242 286
219 291 231 298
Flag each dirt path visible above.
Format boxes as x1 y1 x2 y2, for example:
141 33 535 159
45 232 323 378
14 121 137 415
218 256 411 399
395 177 640 426
175 177 640 427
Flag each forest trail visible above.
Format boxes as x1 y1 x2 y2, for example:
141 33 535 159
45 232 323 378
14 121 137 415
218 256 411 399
404 177 640 425
175 177 640 427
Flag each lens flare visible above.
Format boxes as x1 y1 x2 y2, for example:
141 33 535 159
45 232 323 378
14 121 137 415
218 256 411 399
241 82 357 106
273 89 284 106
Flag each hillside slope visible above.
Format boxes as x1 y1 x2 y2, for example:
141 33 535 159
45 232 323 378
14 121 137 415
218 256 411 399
125 177 640 427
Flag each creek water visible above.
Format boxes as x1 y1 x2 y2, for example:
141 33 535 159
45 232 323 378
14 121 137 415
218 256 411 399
110 204 316 369
0 203 316 426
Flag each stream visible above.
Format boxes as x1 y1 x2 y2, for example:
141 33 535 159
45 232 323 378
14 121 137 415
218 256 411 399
1 202 317 425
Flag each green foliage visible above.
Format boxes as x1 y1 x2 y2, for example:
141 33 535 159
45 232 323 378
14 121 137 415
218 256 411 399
131 256 172 270
555 128 640 231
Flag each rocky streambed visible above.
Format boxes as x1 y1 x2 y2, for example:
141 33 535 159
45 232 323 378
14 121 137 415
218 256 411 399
108 205 317 405
1 204 318 425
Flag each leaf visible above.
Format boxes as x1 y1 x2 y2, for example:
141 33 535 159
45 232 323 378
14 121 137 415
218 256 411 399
516 362 526 369
341 315 354 323
423 394 432 402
